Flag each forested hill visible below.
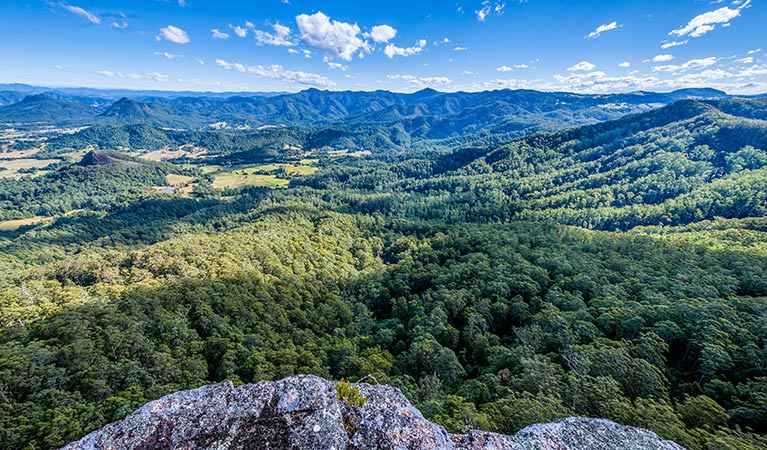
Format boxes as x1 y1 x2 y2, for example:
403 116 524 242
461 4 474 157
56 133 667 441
0 87 739 151
1 96 767 450
298 98 767 231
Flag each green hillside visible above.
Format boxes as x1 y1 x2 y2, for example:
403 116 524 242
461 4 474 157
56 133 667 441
1 99 766 450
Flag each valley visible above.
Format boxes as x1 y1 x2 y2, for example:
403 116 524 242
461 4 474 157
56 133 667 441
0 87 766 450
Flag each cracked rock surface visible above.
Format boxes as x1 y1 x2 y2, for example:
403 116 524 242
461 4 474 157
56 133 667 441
61 375 684 450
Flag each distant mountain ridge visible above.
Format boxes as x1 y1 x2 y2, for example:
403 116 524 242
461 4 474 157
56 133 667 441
1 84 763 153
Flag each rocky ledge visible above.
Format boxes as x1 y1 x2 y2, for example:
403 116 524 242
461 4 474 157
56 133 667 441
61 375 684 450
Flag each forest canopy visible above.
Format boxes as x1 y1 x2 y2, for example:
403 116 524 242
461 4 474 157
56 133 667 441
1 98 767 450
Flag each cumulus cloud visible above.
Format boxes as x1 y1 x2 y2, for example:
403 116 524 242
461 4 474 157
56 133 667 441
619 62 631 67
588 21 620 39
661 40 687 49
650 54 674 62
60 3 100 24
384 39 426 58
215 58 335 88
475 1 506 22
497 66 513 72
159 25 190 44
230 24 247 38
567 61 596 71
652 56 718 72
368 24 397 43
211 29 229 39
99 71 168 82
388 74 451 89
296 11 370 61
325 59 347 70
670 0 751 38
154 51 181 60
254 23 295 46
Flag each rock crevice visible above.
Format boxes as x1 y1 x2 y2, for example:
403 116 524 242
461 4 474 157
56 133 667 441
61 375 685 450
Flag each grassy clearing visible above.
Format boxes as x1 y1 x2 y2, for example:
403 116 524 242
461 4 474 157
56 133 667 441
0 149 41 159
212 173 290 189
202 162 318 190
0 158 61 178
141 147 207 162
166 174 194 185
0 216 49 231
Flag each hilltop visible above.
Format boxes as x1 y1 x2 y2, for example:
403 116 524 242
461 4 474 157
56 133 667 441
61 375 683 450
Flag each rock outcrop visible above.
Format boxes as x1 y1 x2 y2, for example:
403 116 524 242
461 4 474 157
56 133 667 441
61 375 684 450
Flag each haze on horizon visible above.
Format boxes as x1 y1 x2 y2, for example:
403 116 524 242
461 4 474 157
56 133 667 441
1 0 765 94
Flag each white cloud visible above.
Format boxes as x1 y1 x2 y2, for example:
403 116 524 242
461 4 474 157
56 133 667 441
670 0 751 38
588 21 620 39
230 24 247 38
159 25 190 44
102 71 168 82
288 48 299 54
296 11 371 61
497 66 513 72
196 58 205 65
154 51 180 60
567 61 596 71
326 60 347 70
651 54 674 62
739 64 767 77
302 49 312 58
60 4 100 24
454 46 467 51
661 40 687 49
514 64 529 69
475 1 506 22
254 23 295 46
211 28 229 39
652 56 718 72
368 24 397 43
110 21 127 29
619 61 631 67
146 72 168 82
735 57 754 64
388 74 451 89
384 39 426 58
747 48 762 55
462 70 476 75
215 58 335 88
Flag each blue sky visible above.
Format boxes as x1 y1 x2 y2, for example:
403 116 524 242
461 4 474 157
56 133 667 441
1 0 765 93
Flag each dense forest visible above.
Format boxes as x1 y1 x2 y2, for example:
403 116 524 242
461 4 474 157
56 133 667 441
1 98 767 450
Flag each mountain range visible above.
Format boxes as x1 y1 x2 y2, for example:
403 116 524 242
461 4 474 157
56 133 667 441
5 84 764 153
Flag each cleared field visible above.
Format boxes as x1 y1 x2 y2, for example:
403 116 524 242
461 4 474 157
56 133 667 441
202 162 317 190
212 173 289 189
0 216 49 231
166 174 194 185
141 148 206 161
0 148 41 159
0 158 61 178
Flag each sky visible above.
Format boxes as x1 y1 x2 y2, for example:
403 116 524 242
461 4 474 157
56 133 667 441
1 0 765 94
